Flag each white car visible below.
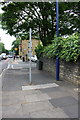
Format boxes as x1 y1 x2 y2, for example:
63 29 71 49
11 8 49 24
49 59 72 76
1 53 7 60
0 55 2 61
31 55 37 62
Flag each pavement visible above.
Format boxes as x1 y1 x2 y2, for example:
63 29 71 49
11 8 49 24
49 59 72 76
1 58 79 118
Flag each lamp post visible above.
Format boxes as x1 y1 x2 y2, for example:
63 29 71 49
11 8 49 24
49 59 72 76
56 0 59 80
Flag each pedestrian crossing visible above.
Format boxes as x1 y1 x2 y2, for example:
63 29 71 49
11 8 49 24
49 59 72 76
7 62 36 70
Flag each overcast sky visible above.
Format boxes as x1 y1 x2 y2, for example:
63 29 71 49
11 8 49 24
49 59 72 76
0 5 16 50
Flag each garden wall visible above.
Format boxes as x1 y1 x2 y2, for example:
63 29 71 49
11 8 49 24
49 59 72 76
42 57 80 85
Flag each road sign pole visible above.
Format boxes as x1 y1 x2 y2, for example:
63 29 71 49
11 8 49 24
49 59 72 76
29 28 32 84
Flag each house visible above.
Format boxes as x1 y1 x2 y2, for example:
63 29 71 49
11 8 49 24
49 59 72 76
19 39 40 61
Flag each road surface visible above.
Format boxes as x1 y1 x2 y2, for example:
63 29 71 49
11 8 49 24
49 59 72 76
0 58 12 75
0 58 12 119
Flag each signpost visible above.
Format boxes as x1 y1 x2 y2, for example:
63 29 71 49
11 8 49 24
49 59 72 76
28 28 32 84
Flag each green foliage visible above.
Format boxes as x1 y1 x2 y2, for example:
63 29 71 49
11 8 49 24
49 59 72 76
60 33 80 61
11 38 21 55
43 33 80 62
0 42 9 54
1 2 80 46
0 42 5 54
0 13 2 22
35 43 44 59
43 36 63 58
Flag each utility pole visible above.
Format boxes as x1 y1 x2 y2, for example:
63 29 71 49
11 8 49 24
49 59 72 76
56 0 59 80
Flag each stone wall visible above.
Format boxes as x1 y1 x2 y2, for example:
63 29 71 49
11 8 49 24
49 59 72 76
42 57 80 85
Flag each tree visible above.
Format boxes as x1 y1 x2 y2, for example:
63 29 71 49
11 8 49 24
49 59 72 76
1 2 80 46
0 13 2 22
0 42 6 54
11 38 21 55
59 2 80 35
1 2 56 46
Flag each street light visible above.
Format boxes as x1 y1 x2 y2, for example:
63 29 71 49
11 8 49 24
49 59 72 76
56 0 59 80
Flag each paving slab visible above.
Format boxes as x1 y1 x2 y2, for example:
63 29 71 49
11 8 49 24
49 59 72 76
47 91 72 99
0 106 2 120
2 90 42 97
2 91 24 97
0 92 2 106
24 93 51 103
60 86 78 100
40 87 61 93
62 104 78 118
23 89 42 96
49 96 78 108
2 104 23 118
22 100 54 114
30 107 69 118
2 70 29 91
2 94 25 106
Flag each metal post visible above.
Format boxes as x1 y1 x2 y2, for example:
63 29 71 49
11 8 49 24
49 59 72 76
29 28 32 84
56 0 59 80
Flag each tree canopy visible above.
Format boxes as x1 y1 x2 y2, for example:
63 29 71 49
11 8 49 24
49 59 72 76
0 42 8 54
11 38 21 55
0 42 5 54
1 2 80 46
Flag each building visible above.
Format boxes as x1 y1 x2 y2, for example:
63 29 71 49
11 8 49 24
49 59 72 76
19 39 40 61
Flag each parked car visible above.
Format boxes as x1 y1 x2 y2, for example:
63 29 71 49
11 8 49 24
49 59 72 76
0 55 2 61
31 55 37 62
15 55 19 58
8 55 13 58
1 53 7 60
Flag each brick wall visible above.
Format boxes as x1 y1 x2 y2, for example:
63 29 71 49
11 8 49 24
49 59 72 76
42 57 80 85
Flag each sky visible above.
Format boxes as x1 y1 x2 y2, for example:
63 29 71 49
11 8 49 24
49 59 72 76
0 6 16 50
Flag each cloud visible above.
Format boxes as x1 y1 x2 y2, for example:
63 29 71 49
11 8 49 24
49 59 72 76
0 5 16 50
0 29 16 50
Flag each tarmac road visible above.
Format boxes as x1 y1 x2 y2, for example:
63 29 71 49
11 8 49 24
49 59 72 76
0 58 10 75
0 58 11 120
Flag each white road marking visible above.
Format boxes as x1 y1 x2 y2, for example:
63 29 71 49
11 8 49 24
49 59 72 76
22 83 59 91
7 64 10 69
11 66 22 69
11 65 13 69
74 88 80 92
0 69 6 78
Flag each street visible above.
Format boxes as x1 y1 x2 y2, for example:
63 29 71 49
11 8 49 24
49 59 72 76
0 58 12 120
0 58 12 91
0 2 80 119
0 58 12 75
1 58 78 118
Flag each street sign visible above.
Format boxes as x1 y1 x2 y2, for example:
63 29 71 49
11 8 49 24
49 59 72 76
28 51 32 57
28 41 32 48
15 48 18 51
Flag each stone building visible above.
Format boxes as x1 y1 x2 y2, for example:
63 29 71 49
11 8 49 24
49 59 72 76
19 39 39 61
